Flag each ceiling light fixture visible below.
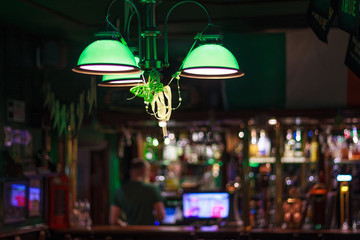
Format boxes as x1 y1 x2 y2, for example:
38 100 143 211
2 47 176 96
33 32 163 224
180 43 244 79
73 0 244 137
73 31 141 75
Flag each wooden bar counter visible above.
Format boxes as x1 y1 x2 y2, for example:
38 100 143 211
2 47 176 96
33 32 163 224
50 225 360 240
0 224 49 240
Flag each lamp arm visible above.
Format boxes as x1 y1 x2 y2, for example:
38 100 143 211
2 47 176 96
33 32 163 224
125 0 142 59
164 1 212 67
126 11 136 45
105 0 142 58
105 0 117 18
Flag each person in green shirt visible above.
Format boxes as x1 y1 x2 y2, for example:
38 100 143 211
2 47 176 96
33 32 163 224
109 158 165 225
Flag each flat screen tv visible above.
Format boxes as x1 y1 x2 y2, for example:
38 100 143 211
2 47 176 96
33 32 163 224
182 192 230 222
3 180 28 224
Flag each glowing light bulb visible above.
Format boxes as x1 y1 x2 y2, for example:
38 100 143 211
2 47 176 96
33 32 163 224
268 118 277 125
238 131 244 138
152 138 159 147
158 121 167 127
169 133 175 140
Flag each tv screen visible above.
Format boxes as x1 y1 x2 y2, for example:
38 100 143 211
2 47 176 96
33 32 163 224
3 181 28 224
182 192 230 219
11 184 26 207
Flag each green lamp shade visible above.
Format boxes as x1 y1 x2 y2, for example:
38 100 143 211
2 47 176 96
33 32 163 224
99 73 144 87
180 44 244 79
72 39 141 75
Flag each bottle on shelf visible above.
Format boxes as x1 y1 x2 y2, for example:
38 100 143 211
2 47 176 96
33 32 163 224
143 136 159 163
348 127 360 160
249 129 258 157
327 134 343 160
294 129 303 157
343 129 351 160
165 168 180 191
341 137 349 160
284 129 295 158
310 130 319 163
163 136 178 163
258 129 271 157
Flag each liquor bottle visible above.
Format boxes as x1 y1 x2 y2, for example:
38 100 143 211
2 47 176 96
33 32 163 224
249 129 259 157
144 145 155 162
310 131 319 163
258 129 271 157
284 129 295 157
294 129 303 157
342 129 351 159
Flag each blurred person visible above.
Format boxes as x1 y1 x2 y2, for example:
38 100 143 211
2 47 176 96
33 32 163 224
109 158 165 225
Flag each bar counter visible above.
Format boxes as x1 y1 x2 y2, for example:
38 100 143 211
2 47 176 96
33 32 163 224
0 224 48 240
50 225 360 240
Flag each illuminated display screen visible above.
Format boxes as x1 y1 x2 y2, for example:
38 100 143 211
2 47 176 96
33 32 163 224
182 192 229 219
11 184 26 207
29 187 41 216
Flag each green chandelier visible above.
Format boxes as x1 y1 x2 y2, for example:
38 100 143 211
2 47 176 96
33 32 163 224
73 0 244 137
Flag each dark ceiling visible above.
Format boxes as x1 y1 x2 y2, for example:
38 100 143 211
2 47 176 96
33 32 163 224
0 0 310 43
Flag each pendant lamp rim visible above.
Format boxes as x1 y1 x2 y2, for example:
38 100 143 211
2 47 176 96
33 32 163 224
180 67 244 79
101 77 143 83
98 83 144 87
98 80 144 87
72 64 142 75
99 73 144 87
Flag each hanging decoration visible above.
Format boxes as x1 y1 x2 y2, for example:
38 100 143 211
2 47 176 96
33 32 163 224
129 69 164 103
129 69 182 137
43 77 97 136
151 85 172 137
151 85 172 122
